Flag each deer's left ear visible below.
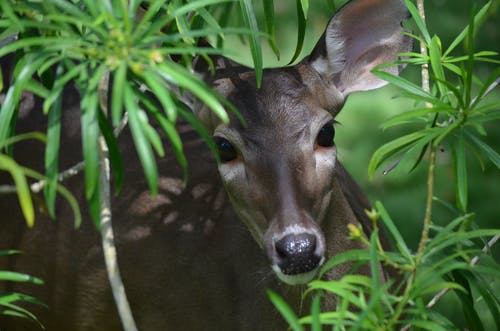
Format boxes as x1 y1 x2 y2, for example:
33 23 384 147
307 0 412 96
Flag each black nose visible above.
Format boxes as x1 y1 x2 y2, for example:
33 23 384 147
274 233 321 275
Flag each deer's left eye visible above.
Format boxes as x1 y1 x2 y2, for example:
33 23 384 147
214 136 238 162
316 121 335 147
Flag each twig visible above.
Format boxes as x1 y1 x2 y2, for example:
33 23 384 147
0 161 85 194
415 0 434 263
0 115 128 195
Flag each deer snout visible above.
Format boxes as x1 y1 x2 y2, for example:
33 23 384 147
270 229 325 285
275 233 320 274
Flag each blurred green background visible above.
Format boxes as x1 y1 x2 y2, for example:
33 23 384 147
224 0 499 327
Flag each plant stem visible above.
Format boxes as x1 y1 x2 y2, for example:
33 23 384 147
99 71 138 331
415 0 435 263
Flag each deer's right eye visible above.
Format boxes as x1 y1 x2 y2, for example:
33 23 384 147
316 120 335 148
214 136 238 162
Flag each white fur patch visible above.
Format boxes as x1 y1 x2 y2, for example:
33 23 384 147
311 31 346 77
272 256 325 285
272 224 315 242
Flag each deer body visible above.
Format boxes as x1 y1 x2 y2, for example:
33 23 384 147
0 0 411 330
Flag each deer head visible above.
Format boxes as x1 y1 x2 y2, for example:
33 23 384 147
194 0 411 285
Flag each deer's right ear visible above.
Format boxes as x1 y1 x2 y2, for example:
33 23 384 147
307 0 412 97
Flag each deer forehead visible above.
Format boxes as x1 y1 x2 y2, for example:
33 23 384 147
212 67 341 142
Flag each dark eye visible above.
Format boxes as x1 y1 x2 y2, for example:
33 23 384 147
214 136 238 162
316 121 335 147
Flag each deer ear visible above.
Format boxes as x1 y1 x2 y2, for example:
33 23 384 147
307 0 412 96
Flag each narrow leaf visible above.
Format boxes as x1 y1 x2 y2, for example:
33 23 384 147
453 131 468 212
289 0 306 64
404 0 431 44
375 201 413 263
262 0 280 59
444 1 492 57
111 61 127 126
464 131 500 168
0 155 34 227
239 0 263 86
267 290 305 331
124 83 158 195
44 65 63 218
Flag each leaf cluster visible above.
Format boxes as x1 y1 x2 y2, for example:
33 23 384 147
0 0 269 226
270 202 500 331
0 250 46 327
368 0 499 213
270 1 499 330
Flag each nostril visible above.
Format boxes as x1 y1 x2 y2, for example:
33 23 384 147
274 233 321 275
276 233 316 257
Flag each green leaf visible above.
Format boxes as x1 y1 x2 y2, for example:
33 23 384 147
43 63 85 114
368 130 428 178
78 69 101 225
0 37 78 58
452 131 468 212
239 0 263 86
375 201 413 263
372 69 436 100
0 65 3 92
156 62 229 123
410 320 450 331
138 110 165 157
404 0 431 44
262 0 280 60
44 65 63 219
24 79 50 99
472 67 500 109
0 53 52 143
452 270 485 331
21 167 82 228
124 83 158 196
0 155 34 227
419 281 466 296
369 230 380 291
267 290 305 331
464 131 500 168
310 294 321 331
136 90 188 183
80 86 100 201
0 271 43 285
424 229 500 259
178 106 220 163
0 250 22 257
289 0 306 64
319 249 371 278
111 61 127 126
443 0 492 57
429 36 449 100
0 132 46 150
141 69 177 122
466 272 500 331
381 106 452 130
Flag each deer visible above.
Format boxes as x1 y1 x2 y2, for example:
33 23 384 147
0 0 412 330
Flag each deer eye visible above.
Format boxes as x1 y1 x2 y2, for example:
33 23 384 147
316 120 335 147
214 136 238 162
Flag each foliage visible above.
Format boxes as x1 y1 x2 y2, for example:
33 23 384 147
0 250 46 326
0 0 313 328
1 0 498 330
0 0 273 226
269 1 500 330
